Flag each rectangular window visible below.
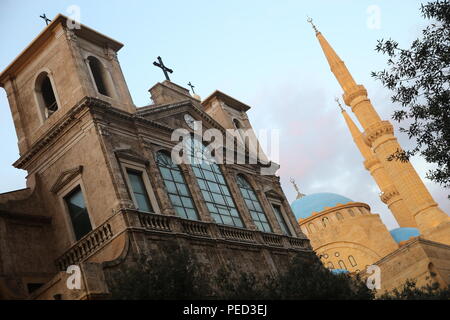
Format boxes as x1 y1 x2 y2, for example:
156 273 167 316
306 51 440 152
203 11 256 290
127 169 153 213
192 162 244 228
272 204 292 236
64 186 93 241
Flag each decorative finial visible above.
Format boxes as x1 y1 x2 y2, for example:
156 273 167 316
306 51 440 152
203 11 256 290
335 97 344 112
307 16 319 34
290 178 306 200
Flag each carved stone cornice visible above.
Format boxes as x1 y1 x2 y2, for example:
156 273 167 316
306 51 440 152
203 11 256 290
12 98 92 169
136 99 226 135
265 189 283 200
114 148 149 165
12 97 176 169
364 155 380 171
380 185 400 204
363 121 394 145
65 29 78 42
343 85 368 106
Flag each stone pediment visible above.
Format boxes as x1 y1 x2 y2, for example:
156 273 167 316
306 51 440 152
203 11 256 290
265 189 283 200
114 148 149 165
136 101 227 134
50 166 83 194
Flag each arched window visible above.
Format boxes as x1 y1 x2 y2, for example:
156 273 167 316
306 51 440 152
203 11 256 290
187 138 244 227
237 175 272 232
308 223 317 234
87 56 112 97
35 72 59 119
156 151 198 220
348 255 357 267
338 260 347 270
327 262 334 269
336 212 344 221
348 208 355 217
233 119 242 130
322 217 329 227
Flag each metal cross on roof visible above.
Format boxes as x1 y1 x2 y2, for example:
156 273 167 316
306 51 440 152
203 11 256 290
153 56 173 81
40 13 51 26
187 82 196 94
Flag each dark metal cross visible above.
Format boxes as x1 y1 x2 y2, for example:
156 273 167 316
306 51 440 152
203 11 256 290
40 13 51 26
153 56 173 81
187 82 196 94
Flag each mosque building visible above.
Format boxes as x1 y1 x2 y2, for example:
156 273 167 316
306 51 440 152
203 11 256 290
290 21 450 293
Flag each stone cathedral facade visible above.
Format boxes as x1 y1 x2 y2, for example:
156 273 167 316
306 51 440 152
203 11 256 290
0 14 311 300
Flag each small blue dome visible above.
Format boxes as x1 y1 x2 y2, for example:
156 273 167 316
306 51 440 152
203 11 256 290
390 227 420 243
291 193 354 220
331 269 349 275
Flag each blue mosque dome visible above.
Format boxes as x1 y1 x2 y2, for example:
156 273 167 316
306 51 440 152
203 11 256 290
331 269 350 275
291 193 354 220
389 227 420 243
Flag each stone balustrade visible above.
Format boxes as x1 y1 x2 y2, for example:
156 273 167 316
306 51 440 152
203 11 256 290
261 233 284 247
55 210 310 270
56 222 113 270
180 219 211 237
218 225 256 243
138 211 171 231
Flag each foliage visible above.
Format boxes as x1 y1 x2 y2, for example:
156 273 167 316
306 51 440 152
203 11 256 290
270 254 374 300
372 0 450 196
379 279 450 300
109 248 374 300
109 242 211 300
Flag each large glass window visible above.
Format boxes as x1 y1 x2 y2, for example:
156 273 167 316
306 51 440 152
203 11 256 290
187 138 244 227
64 186 92 241
236 175 271 232
156 151 198 220
127 169 153 213
272 204 292 236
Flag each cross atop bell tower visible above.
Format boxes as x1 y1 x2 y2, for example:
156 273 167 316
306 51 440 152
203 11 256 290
0 14 135 155
153 56 173 81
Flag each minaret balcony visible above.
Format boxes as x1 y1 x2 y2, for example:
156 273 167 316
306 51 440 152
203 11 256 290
364 121 395 145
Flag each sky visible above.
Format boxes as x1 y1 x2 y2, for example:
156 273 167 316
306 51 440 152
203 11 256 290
0 0 448 229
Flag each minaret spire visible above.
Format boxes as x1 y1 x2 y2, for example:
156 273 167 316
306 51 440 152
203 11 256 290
335 98 416 228
336 98 372 160
308 19 357 92
311 24 450 240
307 17 319 34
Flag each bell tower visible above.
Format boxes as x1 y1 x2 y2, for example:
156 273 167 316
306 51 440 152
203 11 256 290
0 14 135 156
309 20 450 244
